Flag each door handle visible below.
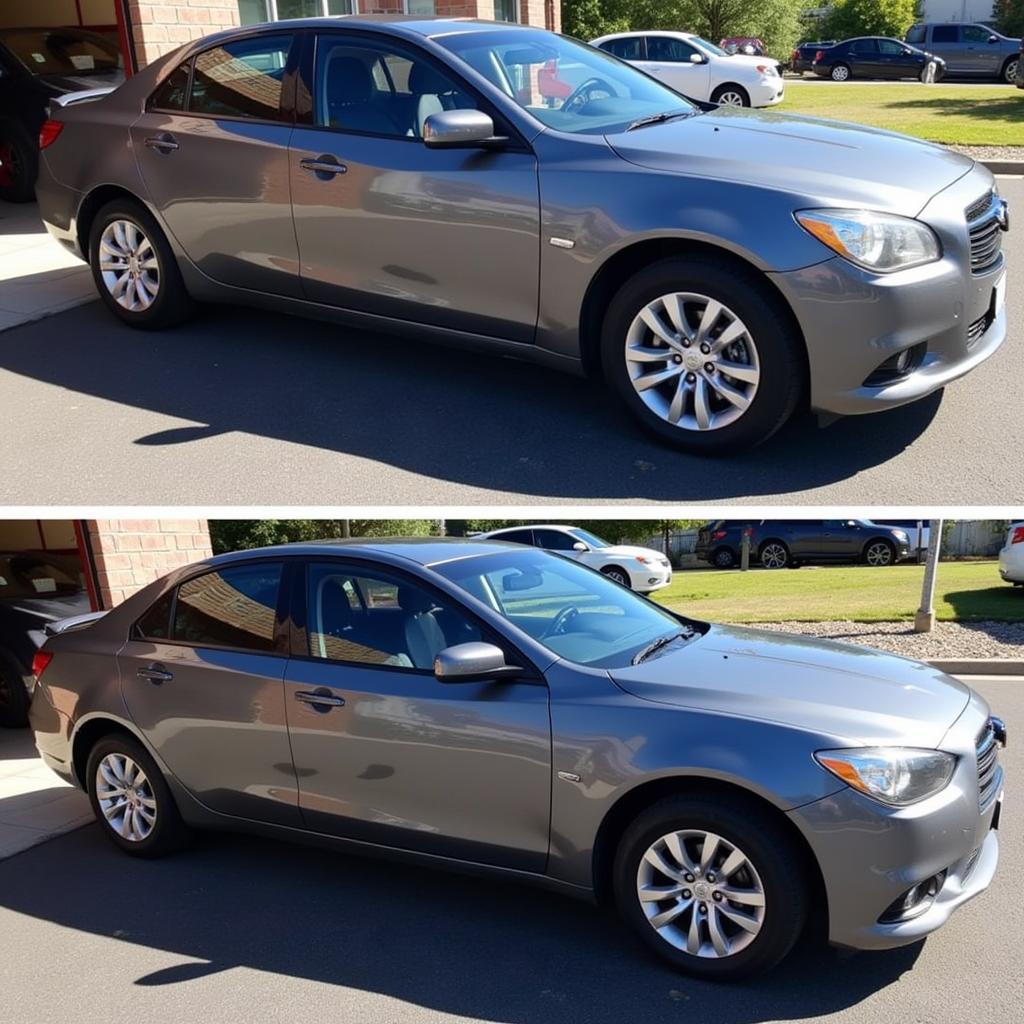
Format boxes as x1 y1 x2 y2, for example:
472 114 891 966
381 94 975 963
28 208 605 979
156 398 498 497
300 155 347 178
144 133 179 152
137 664 173 683
295 689 345 709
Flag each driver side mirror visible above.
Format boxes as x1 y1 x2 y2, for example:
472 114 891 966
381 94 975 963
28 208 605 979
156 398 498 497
423 109 507 149
434 642 525 683
689 53 705 64
572 541 588 552
989 35 999 44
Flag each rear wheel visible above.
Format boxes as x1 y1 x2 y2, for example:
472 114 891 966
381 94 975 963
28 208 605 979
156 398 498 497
863 540 895 566
830 63 851 82
88 199 195 330
713 548 736 569
711 84 750 107
86 734 190 857
613 793 808 979
601 566 631 588
601 256 806 453
0 121 37 203
759 541 789 569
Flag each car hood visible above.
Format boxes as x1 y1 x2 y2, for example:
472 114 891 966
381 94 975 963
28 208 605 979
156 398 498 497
720 54 778 70
606 107 974 214
610 623 971 747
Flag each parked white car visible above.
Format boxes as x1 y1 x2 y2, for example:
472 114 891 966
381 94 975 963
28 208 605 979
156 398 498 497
998 522 1024 585
475 525 672 593
590 31 784 107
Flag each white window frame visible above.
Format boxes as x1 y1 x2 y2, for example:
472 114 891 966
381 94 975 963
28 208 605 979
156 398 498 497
263 1 356 20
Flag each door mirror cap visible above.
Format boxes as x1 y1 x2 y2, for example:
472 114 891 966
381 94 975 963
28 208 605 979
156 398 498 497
434 642 524 683
989 35 999 43
689 53 705 63
572 541 588 552
423 109 505 149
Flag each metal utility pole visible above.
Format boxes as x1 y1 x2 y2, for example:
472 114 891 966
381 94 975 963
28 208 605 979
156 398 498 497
914 519 943 633
341 519 351 539
740 526 751 571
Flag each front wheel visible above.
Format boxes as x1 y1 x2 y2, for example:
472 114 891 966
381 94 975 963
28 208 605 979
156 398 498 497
711 84 750 107
863 540 895 566
613 794 808 979
601 256 806 453
830 64 851 82
759 541 789 569
86 734 191 857
601 566 632 588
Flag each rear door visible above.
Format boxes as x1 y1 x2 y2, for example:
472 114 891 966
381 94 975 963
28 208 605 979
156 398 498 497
282 558 551 870
117 559 300 826
130 30 303 297
848 39 881 77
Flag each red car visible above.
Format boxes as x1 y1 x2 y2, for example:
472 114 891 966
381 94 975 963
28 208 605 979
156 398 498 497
720 36 768 56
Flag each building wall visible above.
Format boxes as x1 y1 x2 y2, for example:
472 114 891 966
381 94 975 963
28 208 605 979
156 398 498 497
86 519 213 608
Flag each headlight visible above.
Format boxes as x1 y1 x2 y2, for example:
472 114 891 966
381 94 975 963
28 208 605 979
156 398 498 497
795 209 941 273
892 530 909 542
815 748 956 806
756 64 778 77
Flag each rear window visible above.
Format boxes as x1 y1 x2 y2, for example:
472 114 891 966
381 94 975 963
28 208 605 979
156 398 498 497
0 553 84 599
171 562 283 652
905 24 926 44
0 28 122 76
149 61 191 111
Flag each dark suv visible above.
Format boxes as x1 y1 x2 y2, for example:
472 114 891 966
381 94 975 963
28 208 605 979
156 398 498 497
696 520 912 570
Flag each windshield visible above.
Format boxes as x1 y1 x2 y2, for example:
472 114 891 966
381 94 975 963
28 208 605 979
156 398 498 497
0 553 84 600
691 37 729 57
435 549 688 667
0 28 122 76
568 528 610 548
436 28 696 135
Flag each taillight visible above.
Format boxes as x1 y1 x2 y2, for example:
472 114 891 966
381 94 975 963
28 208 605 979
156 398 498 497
815 50 825 62
713 530 727 540
39 120 63 150
792 50 799 60
1012 526 1024 544
32 650 53 680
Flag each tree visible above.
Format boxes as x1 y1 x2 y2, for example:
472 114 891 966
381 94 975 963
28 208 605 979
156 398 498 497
821 0 920 41
209 519 437 553
994 0 1024 37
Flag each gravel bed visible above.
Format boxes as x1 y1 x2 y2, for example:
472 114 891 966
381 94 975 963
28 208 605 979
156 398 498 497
727 620 1024 660
948 144 1024 163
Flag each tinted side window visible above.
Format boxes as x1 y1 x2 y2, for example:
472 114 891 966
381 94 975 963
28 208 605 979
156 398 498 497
962 25 991 43
135 591 173 640
190 33 294 121
149 61 191 111
646 37 699 63
492 530 535 546
931 26 958 43
851 39 878 54
535 529 578 551
877 40 905 55
307 563 481 670
601 38 645 60
906 25 926 44
172 563 283 652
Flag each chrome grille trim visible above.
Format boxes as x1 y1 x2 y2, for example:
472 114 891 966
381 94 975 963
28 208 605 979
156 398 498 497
976 721 1001 810
966 192 1004 274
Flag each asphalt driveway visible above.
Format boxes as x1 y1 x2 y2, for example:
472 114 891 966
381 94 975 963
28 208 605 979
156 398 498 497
0 677 1020 1024
0 178 1020 505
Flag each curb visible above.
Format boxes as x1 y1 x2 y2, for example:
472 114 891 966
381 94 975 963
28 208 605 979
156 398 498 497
984 161 1024 175
927 658 1024 675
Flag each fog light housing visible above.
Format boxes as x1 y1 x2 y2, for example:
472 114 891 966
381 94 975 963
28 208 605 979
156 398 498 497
879 870 947 923
863 343 926 387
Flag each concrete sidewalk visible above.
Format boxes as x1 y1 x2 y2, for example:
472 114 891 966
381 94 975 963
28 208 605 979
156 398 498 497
0 729 91 859
0 200 94 332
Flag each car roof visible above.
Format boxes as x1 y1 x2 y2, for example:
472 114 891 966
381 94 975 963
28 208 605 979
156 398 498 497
202 536 522 570
220 14 532 41
486 524 576 532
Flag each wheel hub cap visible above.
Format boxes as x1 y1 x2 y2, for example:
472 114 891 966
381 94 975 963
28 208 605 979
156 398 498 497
95 753 157 842
99 219 160 312
625 292 760 432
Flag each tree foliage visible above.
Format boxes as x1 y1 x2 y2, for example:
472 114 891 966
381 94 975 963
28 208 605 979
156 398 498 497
820 0 921 41
994 0 1024 37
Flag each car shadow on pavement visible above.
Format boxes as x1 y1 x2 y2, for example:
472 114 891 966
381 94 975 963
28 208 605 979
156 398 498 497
0 301 944 502
0 825 923 1024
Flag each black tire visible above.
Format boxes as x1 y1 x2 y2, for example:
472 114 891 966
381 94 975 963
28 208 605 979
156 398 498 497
1002 57 1019 84
0 120 37 203
758 540 789 569
0 651 30 729
88 198 195 330
710 83 750 107
862 539 895 567
712 548 736 569
601 566 632 588
86 734 191 858
830 63 851 82
601 255 806 453
613 793 808 980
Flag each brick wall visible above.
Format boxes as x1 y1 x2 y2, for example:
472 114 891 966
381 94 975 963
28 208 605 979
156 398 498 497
86 520 214 608
130 1 239 67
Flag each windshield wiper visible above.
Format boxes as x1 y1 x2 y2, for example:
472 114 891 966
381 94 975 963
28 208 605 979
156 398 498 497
632 631 690 665
626 109 693 132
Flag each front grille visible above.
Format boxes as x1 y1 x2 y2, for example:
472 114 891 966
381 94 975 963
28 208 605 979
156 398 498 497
966 191 1004 273
976 721 1001 810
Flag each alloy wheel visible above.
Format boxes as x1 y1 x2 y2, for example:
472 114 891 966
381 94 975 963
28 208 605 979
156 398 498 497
1006 59 1019 84
624 292 760 432
831 65 850 81
714 550 734 568
605 568 629 586
716 90 746 106
636 829 766 958
865 542 893 566
99 219 160 312
760 543 787 569
95 752 157 842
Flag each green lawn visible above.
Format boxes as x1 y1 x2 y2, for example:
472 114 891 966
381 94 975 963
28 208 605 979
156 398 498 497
779 81 1024 146
651 561 1023 623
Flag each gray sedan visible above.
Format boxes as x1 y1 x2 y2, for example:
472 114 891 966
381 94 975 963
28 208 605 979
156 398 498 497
30 539 1004 980
35 15 1009 453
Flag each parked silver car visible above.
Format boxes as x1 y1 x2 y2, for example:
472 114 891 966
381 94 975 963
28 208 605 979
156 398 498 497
30 539 1005 979
36 16 1009 452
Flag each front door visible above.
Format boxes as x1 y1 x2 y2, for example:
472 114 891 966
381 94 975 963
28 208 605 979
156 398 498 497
638 36 712 100
960 24 1001 74
129 30 303 297
117 560 300 826
284 560 551 871
289 30 540 341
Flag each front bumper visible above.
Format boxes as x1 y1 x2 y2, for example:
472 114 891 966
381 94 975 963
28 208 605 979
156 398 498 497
631 564 672 593
751 79 785 107
790 695 1003 950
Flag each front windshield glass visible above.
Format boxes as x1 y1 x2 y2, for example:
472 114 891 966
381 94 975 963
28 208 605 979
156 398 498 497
436 549 687 667
691 37 729 57
436 28 697 135
569 528 610 548
0 553 84 599
1 29 122 76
